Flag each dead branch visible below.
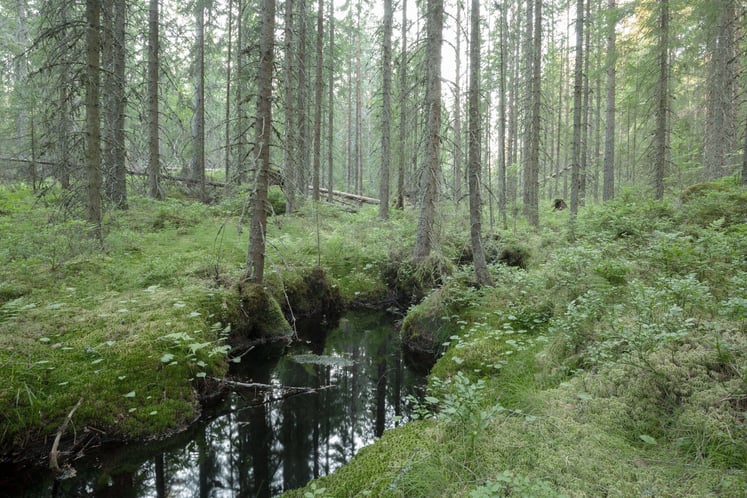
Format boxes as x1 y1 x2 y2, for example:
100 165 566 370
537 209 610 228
210 377 335 394
49 397 83 474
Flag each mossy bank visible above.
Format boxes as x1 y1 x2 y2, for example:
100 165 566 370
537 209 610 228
0 186 373 465
284 180 747 497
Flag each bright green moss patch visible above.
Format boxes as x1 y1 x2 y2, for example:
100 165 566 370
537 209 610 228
0 285 229 456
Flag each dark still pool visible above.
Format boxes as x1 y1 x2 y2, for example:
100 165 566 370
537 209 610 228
4 310 426 497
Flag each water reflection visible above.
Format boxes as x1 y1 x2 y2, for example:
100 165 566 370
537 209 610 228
5 311 425 497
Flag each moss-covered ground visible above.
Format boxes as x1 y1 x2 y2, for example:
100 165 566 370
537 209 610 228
2 180 746 497
284 180 747 497
0 185 401 462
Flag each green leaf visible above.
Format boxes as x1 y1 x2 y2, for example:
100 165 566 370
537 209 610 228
160 353 175 363
91 358 104 365
639 434 657 445
196 372 207 378
123 391 136 398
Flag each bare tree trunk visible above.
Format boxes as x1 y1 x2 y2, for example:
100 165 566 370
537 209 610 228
327 2 334 203
413 0 443 263
703 0 737 181
603 0 616 201
148 0 162 199
653 0 669 200
190 0 206 202
395 0 407 209
570 0 584 217
521 0 533 220
380 0 392 219
15 0 29 176
247 0 275 283
497 3 507 229
579 0 591 206
284 0 296 211
526 0 541 226
297 0 309 199
354 0 363 196
235 0 247 184
468 0 491 286
312 0 323 201
453 0 463 204
111 0 127 208
86 0 102 242
224 0 233 184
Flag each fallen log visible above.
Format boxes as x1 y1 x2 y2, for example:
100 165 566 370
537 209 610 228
311 186 380 204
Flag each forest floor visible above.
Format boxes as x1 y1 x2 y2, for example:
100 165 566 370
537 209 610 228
1 180 747 496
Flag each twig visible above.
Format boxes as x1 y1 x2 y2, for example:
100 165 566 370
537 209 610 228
49 397 83 473
210 377 335 394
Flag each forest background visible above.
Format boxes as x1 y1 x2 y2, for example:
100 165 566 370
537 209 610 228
1 0 747 495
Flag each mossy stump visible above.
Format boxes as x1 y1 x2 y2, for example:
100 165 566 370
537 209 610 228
227 282 293 352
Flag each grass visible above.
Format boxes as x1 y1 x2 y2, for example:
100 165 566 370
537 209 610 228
1 180 746 496
283 181 747 497
0 185 425 458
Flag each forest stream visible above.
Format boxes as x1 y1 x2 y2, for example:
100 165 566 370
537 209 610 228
2 310 426 497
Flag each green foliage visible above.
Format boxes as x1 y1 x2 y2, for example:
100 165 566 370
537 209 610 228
469 470 565 498
290 182 747 498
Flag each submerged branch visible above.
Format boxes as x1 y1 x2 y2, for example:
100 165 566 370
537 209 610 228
209 377 335 394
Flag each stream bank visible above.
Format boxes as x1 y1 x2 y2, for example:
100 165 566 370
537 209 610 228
1 310 425 498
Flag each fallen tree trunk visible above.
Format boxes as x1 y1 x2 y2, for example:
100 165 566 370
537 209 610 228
311 186 380 204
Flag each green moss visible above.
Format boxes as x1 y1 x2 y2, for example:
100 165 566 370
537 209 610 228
269 266 343 318
225 282 292 348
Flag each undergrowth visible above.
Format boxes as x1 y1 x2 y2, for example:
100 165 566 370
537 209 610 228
284 183 747 497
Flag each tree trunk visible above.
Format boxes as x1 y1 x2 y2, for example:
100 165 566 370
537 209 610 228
570 0 584 217
653 0 669 200
224 0 233 184
190 0 206 202
297 0 309 199
579 0 591 206
468 0 491 286
526 0 541 226
112 0 127 208
246 0 275 283
497 4 507 229
327 1 335 203
354 0 363 196
521 0 533 221
602 0 616 201
395 0 407 209
85 0 103 242
148 0 162 199
284 0 297 211
235 0 247 184
703 0 737 181
413 0 443 263
453 0 463 204
380 0 392 219
312 0 323 202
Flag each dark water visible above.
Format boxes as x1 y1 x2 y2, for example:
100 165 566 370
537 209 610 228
2 311 426 497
